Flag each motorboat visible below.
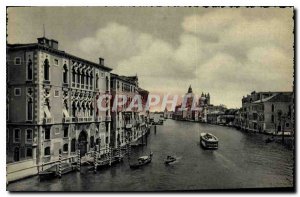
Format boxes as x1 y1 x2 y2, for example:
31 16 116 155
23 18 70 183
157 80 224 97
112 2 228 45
130 152 153 169
164 155 176 165
200 133 218 149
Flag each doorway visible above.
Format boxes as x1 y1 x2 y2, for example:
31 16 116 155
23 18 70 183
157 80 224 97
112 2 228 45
78 131 88 156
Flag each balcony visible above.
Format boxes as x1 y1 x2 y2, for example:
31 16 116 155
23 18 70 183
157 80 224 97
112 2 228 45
95 116 103 122
62 117 72 123
62 83 69 88
125 123 132 129
71 117 78 122
43 118 53 124
105 116 111 122
70 117 97 123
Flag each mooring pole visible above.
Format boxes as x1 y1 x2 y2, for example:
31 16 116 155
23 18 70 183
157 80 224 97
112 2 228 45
94 147 97 174
77 149 81 172
58 149 62 178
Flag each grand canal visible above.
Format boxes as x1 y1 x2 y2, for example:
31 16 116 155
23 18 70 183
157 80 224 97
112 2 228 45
8 119 294 191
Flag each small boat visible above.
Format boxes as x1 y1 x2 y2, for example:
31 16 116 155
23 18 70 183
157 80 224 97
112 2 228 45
164 155 176 165
39 163 75 181
39 165 57 181
265 137 275 143
130 152 153 169
200 133 218 149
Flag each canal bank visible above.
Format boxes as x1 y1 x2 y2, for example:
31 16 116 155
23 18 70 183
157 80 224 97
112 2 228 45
7 119 294 191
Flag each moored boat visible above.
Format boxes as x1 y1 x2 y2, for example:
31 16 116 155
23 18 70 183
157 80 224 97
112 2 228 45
130 152 153 169
200 133 218 149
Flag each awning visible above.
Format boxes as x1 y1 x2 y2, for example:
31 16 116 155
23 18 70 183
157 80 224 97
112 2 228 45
44 105 52 118
63 108 69 118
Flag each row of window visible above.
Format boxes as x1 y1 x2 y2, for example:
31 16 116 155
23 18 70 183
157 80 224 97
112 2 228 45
12 146 32 162
43 136 109 156
115 81 136 92
9 128 33 143
13 57 106 86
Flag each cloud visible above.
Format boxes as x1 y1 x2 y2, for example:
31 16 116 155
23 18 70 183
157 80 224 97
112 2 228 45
77 8 293 108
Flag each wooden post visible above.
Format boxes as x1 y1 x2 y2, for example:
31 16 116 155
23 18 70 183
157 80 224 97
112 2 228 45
106 144 109 161
109 146 112 166
58 149 62 178
94 147 97 174
77 149 81 171
118 141 121 162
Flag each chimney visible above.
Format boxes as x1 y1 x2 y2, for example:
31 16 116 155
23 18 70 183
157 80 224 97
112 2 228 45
37 37 59 50
99 58 104 66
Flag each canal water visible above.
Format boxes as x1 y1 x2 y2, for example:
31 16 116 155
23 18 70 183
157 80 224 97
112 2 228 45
8 119 294 191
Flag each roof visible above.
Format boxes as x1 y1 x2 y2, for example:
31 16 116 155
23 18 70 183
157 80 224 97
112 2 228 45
252 93 292 104
111 73 137 85
7 43 113 71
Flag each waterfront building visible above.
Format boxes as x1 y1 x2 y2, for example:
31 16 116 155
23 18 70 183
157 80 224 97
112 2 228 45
241 91 293 134
7 37 112 181
233 108 243 129
110 74 149 148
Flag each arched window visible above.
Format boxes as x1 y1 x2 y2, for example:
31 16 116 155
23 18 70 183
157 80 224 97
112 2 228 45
72 102 76 117
27 97 33 121
90 74 93 88
90 103 93 116
86 73 89 88
63 143 68 152
271 104 275 112
81 73 85 85
44 147 50 156
106 76 109 91
271 115 274 123
90 136 94 148
77 72 80 84
71 138 76 152
96 73 99 89
63 64 68 84
27 59 33 81
43 59 50 81
72 67 76 83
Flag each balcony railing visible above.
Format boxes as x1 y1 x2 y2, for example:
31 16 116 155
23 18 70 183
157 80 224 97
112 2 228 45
62 117 72 123
71 117 78 122
95 116 103 122
72 117 94 122
43 118 53 124
62 83 69 88
105 116 111 122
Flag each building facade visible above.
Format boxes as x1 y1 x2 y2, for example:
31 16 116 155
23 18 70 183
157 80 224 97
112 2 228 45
241 91 293 134
110 74 149 149
7 37 112 167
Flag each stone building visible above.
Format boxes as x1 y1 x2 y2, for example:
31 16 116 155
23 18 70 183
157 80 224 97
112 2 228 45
110 74 149 149
7 37 112 168
241 91 293 134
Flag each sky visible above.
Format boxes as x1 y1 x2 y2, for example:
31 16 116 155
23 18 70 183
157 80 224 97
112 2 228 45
7 7 294 108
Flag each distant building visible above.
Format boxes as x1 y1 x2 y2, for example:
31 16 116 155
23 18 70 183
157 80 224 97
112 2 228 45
241 91 293 134
198 92 210 122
